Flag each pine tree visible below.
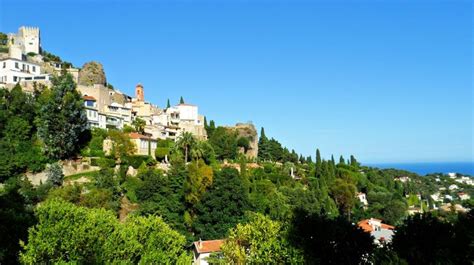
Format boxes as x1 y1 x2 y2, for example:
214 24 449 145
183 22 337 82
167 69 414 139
166 99 171 109
179 96 184 104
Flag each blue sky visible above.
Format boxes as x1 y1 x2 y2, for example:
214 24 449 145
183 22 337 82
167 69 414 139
1 0 472 163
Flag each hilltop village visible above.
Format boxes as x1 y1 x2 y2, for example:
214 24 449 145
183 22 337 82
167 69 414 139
0 27 472 264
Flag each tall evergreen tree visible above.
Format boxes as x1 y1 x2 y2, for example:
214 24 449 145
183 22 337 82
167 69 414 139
258 127 270 161
315 149 322 178
179 96 184 104
36 74 88 160
339 155 345 165
350 155 359 168
166 98 170 109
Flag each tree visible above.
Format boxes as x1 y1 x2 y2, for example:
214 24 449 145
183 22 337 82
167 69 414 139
339 155 345 165
46 163 64 187
391 213 458 265
289 209 375 265
237 136 250 152
257 127 270 161
36 74 88 159
175 132 196 163
315 149 322 178
179 96 184 104
20 199 190 264
184 159 213 210
193 168 250 239
350 155 359 168
131 117 146 134
102 215 190 263
217 213 303 264
107 130 136 161
208 127 238 160
330 178 356 219
166 98 171 109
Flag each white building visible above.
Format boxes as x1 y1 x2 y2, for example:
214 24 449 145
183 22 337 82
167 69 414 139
7 26 41 55
430 193 443 202
0 58 50 85
449 184 459 191
358 218 395 245
458 193 470 201
357 192 368 207
193 239 224 265
83 96 100 128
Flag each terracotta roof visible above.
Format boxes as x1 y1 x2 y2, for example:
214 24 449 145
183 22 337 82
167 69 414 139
193 239 225 254
83 95 96 101
357 219 394 233
129 132 154 140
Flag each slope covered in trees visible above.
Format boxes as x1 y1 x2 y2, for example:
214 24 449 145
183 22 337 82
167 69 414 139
0 80 472 264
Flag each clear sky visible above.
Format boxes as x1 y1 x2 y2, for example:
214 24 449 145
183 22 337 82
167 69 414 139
1 0 472 163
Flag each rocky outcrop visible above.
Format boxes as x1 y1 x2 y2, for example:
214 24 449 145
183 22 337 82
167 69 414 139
229 123 258 159
78 61 106 86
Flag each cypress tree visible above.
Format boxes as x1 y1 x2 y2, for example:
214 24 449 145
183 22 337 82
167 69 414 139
179 96 184 104
315 149 322 178
350 155 358 168
339 155 345 165
166 99 171 109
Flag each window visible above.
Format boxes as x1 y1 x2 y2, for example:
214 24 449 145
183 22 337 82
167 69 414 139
140 140 147 149
86 101 94 107
2 62 5 68
15 62 19 69
13 76 18 82
32 66 36 72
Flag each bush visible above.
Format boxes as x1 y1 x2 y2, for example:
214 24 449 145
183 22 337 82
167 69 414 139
123 155 155 169
97 157 116 168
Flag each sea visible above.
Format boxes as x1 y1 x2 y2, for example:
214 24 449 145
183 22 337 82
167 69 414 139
364 162 474 177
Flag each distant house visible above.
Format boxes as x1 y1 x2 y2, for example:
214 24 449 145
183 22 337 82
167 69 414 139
458 192 470 201
129 132 157 158
356 192 368 207
193 239 225 265
449 184 459 191
358 218 395 245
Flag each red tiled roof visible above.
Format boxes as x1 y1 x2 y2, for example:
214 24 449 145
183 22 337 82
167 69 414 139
129 132 149 140
83 95 96 101
193 239 225 254
357 219 394 233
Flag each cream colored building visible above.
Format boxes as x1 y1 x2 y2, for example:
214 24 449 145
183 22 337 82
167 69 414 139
129 132 157 157
7 26 41 55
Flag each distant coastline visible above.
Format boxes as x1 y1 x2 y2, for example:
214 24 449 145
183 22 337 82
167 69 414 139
365 162 474 176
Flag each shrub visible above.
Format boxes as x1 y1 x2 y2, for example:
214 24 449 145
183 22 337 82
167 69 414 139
123 155 155 169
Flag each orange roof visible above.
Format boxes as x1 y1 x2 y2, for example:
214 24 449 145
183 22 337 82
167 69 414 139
193 239 225 254
357 219 394 233
83 95 96 101
129 132 153 140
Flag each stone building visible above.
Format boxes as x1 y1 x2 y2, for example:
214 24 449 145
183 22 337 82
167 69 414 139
7 26 41 55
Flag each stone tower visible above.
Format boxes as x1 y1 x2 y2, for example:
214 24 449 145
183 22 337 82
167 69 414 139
135 83 144 101
18 26 41 54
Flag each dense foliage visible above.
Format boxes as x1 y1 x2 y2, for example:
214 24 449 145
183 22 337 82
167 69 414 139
0 83 472 264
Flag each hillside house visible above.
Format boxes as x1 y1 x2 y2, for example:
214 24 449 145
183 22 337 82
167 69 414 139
193 239 225 265
358 218 395 245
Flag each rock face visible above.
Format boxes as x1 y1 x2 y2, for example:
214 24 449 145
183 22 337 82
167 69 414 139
78 61 106 86
231 123 258 159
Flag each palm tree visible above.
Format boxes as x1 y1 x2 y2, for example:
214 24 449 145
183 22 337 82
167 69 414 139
191 141 205 166
176 132 196 163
